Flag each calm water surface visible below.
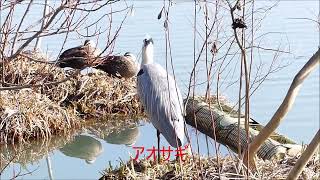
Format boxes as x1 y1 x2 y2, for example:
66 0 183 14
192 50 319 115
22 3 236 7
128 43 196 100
0 1 319 179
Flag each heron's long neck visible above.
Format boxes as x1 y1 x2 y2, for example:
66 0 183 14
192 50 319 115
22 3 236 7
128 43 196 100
142 46 153 67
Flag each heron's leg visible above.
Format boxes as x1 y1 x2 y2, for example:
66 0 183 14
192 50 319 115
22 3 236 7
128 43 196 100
157 130 160 163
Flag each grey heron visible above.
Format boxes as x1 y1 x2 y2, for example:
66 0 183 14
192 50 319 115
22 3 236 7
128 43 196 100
57 40 101 69
95 52 139 78
137 37 186 161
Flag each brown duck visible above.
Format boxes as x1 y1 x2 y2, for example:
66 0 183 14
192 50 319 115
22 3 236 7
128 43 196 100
57 40 101 69
95 52 138 78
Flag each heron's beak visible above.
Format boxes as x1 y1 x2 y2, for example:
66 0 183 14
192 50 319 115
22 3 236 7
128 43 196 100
144 38 154 47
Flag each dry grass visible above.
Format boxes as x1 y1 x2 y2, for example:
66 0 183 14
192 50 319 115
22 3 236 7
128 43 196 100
0 53 143 143
1 54 142 116
0 89 81 143
100 154 320 179
62 71 142 117
1 54 77 102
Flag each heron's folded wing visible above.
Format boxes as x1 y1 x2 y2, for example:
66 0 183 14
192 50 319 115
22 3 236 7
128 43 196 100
137 64 185 147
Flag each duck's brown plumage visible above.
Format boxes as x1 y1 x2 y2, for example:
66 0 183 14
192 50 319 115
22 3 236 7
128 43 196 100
95 52 138 78
57 40 100 69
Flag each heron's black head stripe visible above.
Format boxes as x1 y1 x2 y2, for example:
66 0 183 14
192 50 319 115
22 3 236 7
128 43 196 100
137 69 144 76
143 38 154 46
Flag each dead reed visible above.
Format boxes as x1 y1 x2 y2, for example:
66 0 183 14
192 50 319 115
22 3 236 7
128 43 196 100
0 89 81 143
62 71 142 117
100 154 320 179
0 53 143 143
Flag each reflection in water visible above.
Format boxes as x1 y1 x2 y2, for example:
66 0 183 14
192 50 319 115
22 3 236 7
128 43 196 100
60 135 103 164
103 127 140 146
85 118 142 147
0 132 75 171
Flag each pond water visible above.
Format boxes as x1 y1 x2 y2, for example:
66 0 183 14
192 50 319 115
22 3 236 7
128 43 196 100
0 1 319 179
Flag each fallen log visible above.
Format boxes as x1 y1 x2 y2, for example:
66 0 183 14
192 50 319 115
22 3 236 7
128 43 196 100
184 96 302 160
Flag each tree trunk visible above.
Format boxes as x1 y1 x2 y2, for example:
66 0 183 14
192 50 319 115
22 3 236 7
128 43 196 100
184 96 301 160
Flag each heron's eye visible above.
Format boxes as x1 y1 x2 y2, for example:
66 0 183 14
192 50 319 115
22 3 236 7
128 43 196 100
143 39 147 43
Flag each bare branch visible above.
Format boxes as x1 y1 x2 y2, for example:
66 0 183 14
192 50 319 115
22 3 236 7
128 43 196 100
9 4 65 60
247 49 320 168
287 130 320 180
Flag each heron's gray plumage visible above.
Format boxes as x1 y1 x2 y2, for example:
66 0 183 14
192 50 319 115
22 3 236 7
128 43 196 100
137 38 185 148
